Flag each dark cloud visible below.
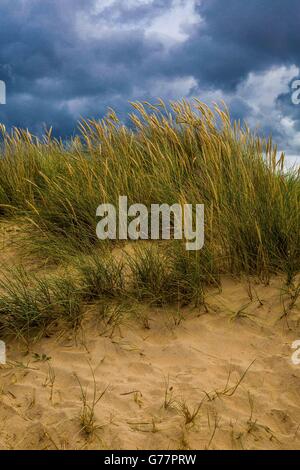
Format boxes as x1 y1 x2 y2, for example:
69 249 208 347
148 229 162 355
0 0 299 160
161 0 300 89
201 0 300 59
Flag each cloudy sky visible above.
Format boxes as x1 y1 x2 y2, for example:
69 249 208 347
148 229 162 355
0 0 299 166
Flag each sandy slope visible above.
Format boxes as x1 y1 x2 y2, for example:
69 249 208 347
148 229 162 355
0 275 299 450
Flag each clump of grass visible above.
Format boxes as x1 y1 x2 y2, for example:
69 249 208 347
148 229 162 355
0 268 82 343
0 99 298 308
49 275 82 328
76 253 125 301
128 245 174 305
128 242 219 307
169 242 220 306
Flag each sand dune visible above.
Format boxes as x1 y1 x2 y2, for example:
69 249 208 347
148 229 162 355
0 277 299 450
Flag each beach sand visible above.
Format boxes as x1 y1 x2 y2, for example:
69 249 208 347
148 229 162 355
0 274 299 450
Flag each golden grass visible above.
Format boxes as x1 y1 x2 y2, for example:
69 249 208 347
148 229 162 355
0 99 299 338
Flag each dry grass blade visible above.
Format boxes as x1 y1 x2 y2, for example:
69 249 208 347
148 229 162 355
74 363 108 437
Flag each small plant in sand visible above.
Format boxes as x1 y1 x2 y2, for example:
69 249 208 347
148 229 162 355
178 398 205 427
206 410 221 449
43 362 56 402
246 391 257 435
280 281 300 321
163 375 176 411
75 364 108 437
229 302 254 322
97 302 132 339
32 352 51 363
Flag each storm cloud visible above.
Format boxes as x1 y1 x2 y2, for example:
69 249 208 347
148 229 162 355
0 0 299 164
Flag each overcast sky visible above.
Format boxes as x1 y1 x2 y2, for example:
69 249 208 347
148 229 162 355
0 0 299 166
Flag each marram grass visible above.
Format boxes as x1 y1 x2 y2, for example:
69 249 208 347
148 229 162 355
0 100 299 339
